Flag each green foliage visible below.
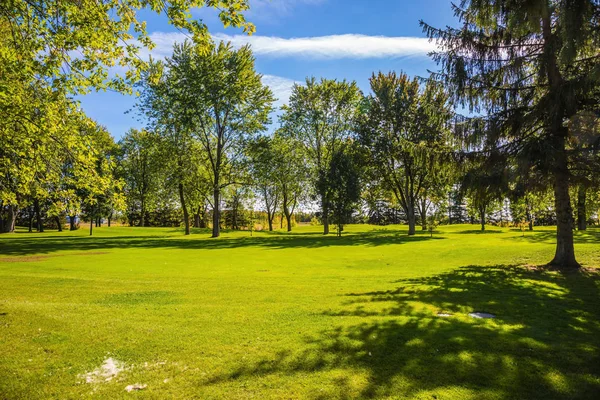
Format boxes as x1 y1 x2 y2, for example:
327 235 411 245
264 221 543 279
421 0 600 268
158 40 274 237
323 143 362 237
118 128 162 226
281 77 362 233
357 71 454 235
1 0 253 95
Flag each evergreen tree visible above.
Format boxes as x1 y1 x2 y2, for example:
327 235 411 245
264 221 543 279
422 0 600 268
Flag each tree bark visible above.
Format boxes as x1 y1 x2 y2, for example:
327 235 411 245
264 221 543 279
542 13 579 269
322 193 329 235
28 208 34 233
419 198 428 230
1 205 17 233
108 212 112 228
407 206 416 236
140 197 145 227
577 184 587 231
212 187 220 238
479 206 486 232
194 212 200 228
179 182 190 235
69 216 76 231
89 217 93 236
34 199 43 232
549 137 580 269
55 216 62 232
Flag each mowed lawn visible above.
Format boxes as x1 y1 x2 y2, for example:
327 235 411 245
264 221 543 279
0 224 599 399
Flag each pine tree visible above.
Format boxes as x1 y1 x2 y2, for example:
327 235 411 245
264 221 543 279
422 0 600 268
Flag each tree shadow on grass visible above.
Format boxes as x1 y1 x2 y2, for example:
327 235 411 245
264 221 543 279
0 229 445 256
455 229 504 234
504 229 600 244
204 265 600 399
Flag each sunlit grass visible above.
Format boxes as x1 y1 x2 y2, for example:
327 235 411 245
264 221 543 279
1 224 599 399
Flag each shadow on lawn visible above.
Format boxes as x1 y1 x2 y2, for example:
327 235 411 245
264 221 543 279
205 265 600 399
0 229 443 256
505 228 600 244
455 229 504 234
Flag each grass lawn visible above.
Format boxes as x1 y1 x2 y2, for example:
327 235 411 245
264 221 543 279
1 224 599 399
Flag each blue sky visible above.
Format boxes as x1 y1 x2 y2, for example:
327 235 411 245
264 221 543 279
78 0 458 139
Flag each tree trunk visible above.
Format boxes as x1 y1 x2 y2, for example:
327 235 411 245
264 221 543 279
542 13 579 269
28 208 34 233
108 212 112 227
199 207 207 229
89 217 93 236
322 193 329 235
577 184 587 231
267 214 273 231
194 212 200 228
55 216 62 232
419 198 428 230
179 182 190 235
1 205 17 233
407 206 416 236
69 216 76 231
480 207 486 232
212 187 220 238
529 219 533 231
284 206 293 232
140 198 145 227
35 199 43 232
549 137 580 269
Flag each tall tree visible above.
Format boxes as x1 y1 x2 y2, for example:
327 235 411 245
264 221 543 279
119 129 161 227
324 143 362 237
1 1 254 233
358 72 453 235
281 78 362 235
461 153 508 231
247 136 280 231
422 0 600 268
272 132 308 232
167 41 274 238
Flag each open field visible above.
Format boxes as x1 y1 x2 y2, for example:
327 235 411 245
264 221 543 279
1 224 599 399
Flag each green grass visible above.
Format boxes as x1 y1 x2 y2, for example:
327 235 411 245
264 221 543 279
0 224 599 399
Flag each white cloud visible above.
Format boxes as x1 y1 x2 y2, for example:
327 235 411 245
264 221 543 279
212 33 437 59
144 31 437 61
261 74 300 107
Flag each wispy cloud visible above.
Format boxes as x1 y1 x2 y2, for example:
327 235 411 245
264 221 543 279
261 74 300 107
146 31 436 60
213 33 437 59
137 30 434 106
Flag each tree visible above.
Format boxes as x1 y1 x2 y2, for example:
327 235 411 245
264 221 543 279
358 72 453 235
247 136 280 231
462 153 508 231
324 143 362 237
272 132 308 232
281 78 362 235
1 0 254 233
119 129 161 227
1 0 253 96
135 60 198 235
167 41 274 238
422 1 600 268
